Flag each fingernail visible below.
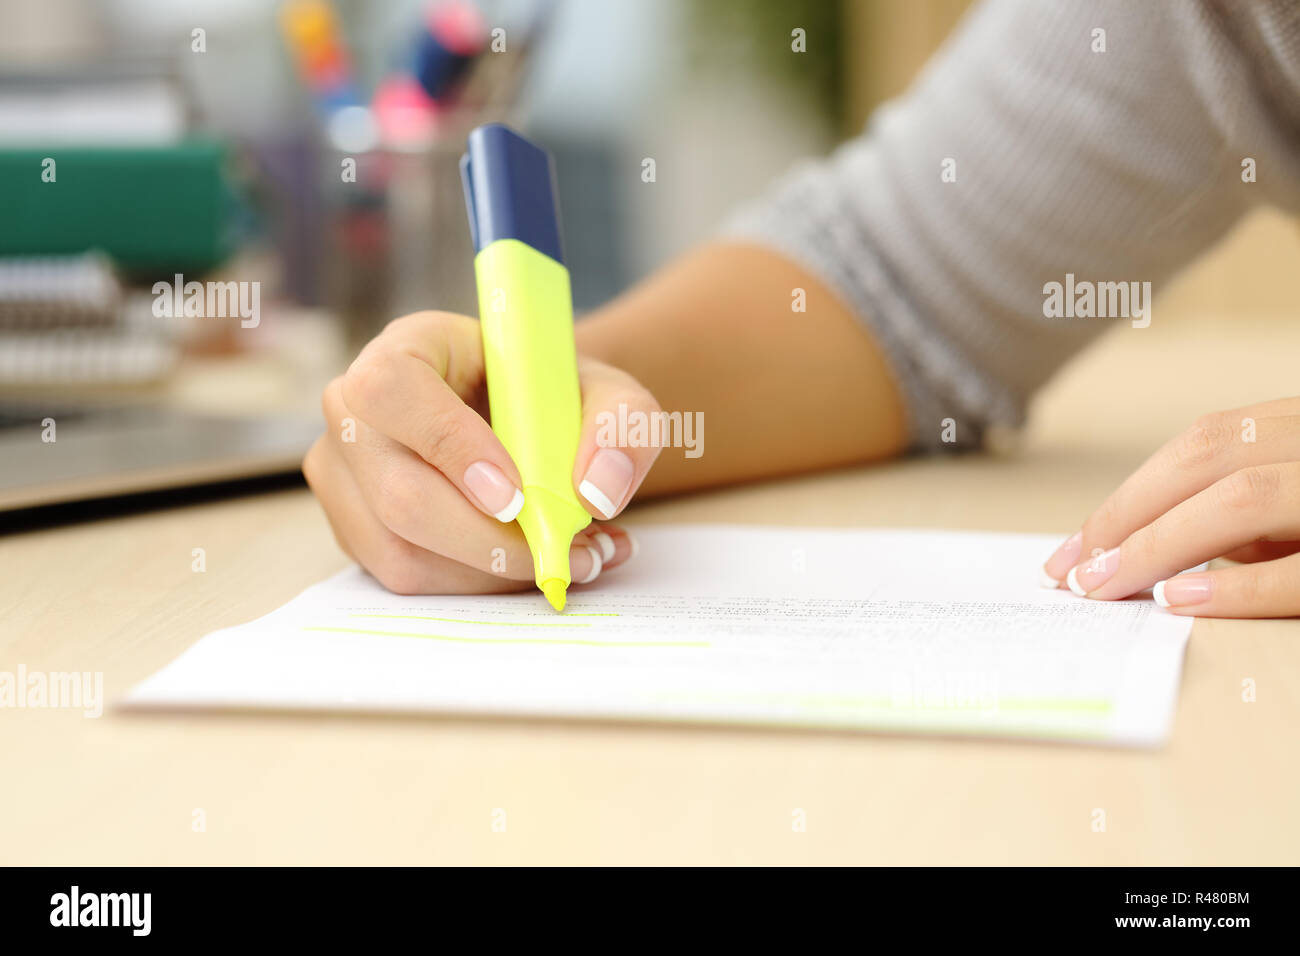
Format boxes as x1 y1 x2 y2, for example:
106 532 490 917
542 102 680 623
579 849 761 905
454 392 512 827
579 448 635 519
1067 546 1120 596
1154 575 1212 608
1043 531 1083 583
464 461 524 522
592 530 616 563
570 544 602 585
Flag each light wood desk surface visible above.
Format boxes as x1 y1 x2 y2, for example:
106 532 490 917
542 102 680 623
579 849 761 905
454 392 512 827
2 316 1297 865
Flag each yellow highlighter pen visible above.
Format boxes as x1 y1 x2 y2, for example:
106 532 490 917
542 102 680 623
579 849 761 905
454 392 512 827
461 124 591 611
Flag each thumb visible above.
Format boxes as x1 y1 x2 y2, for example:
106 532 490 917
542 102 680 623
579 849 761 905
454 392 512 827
571 358 665 520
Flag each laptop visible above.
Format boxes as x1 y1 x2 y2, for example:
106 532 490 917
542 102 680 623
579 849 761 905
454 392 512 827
0 401 321 511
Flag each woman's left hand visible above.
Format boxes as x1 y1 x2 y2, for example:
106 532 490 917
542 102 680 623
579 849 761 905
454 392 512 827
1041 397 1300 618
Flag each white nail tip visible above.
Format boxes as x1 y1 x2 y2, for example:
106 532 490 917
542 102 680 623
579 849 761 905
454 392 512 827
592 531 616 562
1153 580 1170 608
1039 571 1061 589
1066 566 1088 597
493 488 525 523
578 545 602 585
579 479 616 519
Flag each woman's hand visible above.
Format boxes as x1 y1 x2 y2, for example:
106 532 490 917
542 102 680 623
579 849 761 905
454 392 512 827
303 311 662 594
1042 397 1300 617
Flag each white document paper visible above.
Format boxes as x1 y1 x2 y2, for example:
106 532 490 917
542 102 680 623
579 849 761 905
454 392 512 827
126 526 1194 746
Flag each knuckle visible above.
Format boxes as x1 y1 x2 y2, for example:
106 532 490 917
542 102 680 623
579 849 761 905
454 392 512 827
340 346 392 418
382 310 456 336
1172 415 1236 469
320 377 347 423
380 312 426 336
301 438 324 488
1125 524 1160 566
418 409 473 466
371 470 424 538
372 545 426 595
1080 498 1121 548
1214 466 1279 514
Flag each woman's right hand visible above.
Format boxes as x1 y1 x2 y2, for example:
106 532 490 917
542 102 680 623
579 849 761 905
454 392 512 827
303 311 662 594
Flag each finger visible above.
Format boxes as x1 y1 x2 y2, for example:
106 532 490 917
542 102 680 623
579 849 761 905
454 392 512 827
324 377 536 579
340 313 525 523
1067 463 1300 601
1155 551 1300 618
1042 407 1300 584
303 430 532 595
325 379 611 588
303 435 356 562
569 530 605 587
586 521 639 572
1220 540 1300 564
572 358 665 519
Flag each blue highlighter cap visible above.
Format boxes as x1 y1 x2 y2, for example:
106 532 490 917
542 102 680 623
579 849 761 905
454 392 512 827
460 123 565 266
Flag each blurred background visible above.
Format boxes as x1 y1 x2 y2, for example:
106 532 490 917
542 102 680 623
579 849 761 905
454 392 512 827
0 0 1295 513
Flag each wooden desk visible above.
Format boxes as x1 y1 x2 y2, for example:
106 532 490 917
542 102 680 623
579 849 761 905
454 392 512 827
2 316 1297 865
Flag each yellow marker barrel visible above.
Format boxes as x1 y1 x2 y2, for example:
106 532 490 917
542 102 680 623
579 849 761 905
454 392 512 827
462 124 591 610
474 240 591 606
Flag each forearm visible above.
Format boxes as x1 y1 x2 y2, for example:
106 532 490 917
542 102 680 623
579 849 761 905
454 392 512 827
575 241 908 497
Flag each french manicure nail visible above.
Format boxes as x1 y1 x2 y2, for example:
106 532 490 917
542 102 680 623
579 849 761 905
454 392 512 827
592 530 616 563
579 448 635 519
577 544 602 584
1067 546 1120 596
568 544 596 584
1043 531 1083 583
464 461 524 522
1154 575 1212 608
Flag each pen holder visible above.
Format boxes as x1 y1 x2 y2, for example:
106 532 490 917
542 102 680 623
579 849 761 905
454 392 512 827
323 137 480 355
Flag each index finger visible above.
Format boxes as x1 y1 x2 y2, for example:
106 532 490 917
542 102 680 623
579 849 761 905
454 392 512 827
341 311 526 523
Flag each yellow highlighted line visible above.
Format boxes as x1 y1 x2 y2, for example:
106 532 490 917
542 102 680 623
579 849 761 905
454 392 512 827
306 625 708 649
353 613 592 628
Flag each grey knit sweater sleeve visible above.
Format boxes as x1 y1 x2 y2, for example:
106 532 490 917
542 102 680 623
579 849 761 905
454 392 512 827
722 0 1300 451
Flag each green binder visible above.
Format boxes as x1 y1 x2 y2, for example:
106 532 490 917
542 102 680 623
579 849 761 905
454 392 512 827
0 139 242 277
